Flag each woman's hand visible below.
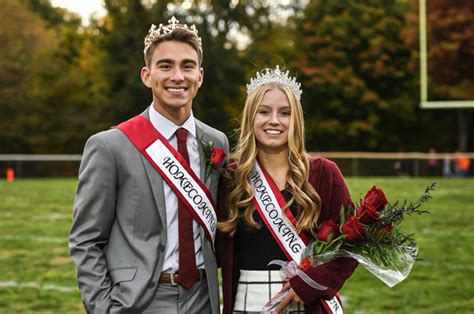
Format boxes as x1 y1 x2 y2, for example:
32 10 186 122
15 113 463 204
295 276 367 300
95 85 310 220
275 282 303 314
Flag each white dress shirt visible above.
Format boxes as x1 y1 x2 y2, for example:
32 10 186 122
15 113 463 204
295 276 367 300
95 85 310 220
148 105 204 272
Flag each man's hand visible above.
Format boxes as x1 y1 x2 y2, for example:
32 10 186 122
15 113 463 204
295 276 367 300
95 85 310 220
274 282 303 314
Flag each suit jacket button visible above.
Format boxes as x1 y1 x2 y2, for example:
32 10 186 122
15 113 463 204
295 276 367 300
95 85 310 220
148 281 156 289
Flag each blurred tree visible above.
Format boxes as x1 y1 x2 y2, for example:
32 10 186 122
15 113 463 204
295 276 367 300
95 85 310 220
0 0 109 153
293 0 419 151
25 0 98 153
27 0 72 27
240 0 307 143
243 1 305 86
0 0 55 153
164 0 273 140
98 0 153 124
8 0 459 156
405 0 474 151
95 0 274 141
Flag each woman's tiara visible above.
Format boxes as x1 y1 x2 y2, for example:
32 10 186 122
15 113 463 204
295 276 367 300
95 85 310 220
246 65 302 100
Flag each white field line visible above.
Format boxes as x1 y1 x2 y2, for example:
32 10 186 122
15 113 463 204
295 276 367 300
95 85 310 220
0 234 65 243
0 212 70 221
31 213 71 221
0 281 76 292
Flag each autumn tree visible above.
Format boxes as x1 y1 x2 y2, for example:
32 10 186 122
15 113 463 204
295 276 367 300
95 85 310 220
96 0 153 124
95 0 276 139
406 0 474 151
0 0 55 153
154 1 273 137
293 0 419 151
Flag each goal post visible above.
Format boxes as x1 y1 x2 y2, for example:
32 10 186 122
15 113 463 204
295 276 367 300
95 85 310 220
418 0 474 109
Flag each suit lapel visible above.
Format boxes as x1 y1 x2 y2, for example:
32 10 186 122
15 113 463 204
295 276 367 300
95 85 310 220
139 108 167 226
196 122 210 188
141 154 167 226
136 111 215 235
195 122 216 244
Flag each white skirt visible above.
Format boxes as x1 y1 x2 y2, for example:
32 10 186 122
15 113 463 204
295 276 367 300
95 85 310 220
233 270 304 313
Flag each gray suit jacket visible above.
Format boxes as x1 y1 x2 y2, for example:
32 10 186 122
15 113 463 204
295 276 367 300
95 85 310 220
69 108 229 314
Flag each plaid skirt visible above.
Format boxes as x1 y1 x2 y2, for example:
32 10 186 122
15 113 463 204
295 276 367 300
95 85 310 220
233 270 304 313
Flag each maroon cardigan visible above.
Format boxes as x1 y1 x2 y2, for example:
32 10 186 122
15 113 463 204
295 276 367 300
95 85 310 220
216 157 358 314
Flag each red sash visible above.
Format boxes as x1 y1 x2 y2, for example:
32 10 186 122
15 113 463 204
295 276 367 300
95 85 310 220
115 115 218 245
251 161 344 313
321 293 343 314
249 161 311 263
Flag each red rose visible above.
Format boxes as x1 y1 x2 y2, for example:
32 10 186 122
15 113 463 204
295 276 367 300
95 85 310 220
356 203 380 224
363 186 388 212
341 216 366 242
317 220 340 242
210 148 226 165
299 257 313 271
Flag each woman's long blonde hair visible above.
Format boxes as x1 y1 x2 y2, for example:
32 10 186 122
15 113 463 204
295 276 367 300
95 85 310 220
218 84 321 235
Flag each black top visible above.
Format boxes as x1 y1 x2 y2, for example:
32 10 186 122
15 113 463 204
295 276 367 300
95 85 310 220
234 189 301 270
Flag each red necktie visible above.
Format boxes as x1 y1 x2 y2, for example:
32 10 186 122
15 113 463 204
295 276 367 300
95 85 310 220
175 128 197 289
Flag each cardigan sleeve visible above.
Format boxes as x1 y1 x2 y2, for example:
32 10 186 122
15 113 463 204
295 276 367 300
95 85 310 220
289 158 358 305
215 166 239 314
215 172 232 267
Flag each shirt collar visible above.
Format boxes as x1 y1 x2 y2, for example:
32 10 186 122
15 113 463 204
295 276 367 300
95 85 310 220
148 104 196 140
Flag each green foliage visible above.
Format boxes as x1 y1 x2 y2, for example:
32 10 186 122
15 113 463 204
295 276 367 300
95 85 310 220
293 0 421 150
173 1 274 139
0 0 108 154
0 0 53 153
1 0 472 153
26 0 81 28
98 0 152 124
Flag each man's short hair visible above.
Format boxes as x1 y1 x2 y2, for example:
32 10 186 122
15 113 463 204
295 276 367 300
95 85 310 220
144 28 203 67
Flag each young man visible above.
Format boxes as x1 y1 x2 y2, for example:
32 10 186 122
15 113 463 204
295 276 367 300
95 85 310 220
69 17 229 314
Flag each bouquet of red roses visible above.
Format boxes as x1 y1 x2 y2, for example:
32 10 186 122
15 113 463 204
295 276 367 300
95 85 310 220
308 183 434 287
263 183 435 311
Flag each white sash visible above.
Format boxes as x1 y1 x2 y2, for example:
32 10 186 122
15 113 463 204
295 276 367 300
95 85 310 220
322 294 344 314
146 141 217 243
116 115 218 246
249 161 308 264
250 161 343 313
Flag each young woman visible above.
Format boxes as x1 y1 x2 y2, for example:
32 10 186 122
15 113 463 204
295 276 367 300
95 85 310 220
217 66 358 314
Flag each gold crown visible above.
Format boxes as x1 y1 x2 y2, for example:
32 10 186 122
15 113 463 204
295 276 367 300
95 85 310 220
144 16 202 54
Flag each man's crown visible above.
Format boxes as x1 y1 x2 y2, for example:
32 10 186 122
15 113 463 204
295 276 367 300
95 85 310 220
246 66 302 100
144 16 202 54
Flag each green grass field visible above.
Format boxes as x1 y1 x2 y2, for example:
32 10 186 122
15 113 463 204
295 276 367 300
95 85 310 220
0 178 473 313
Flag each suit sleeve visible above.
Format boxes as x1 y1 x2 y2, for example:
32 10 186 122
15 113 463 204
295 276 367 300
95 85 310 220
215 170 233 264
289 160 358 305
69 134 117 314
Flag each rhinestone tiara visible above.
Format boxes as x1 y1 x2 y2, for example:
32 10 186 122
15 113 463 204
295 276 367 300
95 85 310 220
246 66 302 100
144 16 202 54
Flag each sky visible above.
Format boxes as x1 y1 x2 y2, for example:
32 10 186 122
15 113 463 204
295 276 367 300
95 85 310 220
48 0 302 29
50 0 106 24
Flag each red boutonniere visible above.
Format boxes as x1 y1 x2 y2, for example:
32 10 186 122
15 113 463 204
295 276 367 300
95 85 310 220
200 139 227 181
